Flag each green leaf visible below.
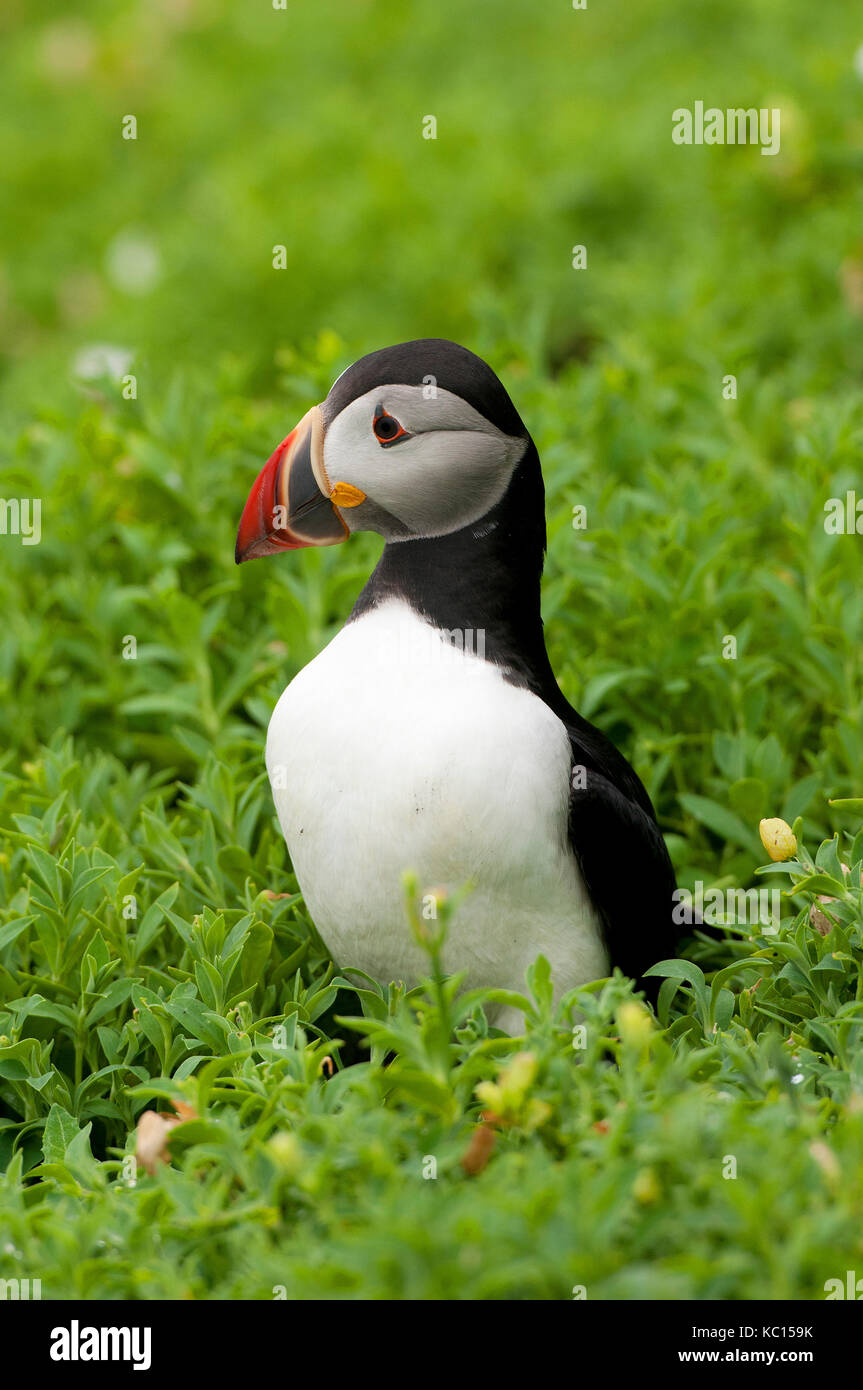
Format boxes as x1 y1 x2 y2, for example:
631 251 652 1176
42 1105 79 1162
526 954 553 1011
644 958 706 991
678 794 755 852
0 915 35 954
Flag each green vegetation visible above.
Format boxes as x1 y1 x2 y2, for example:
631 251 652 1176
1 0 862 1298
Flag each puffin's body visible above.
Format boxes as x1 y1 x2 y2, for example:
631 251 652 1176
237 340 678 1023
267 600 607 1020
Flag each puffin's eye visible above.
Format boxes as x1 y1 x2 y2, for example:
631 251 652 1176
373 405 411 447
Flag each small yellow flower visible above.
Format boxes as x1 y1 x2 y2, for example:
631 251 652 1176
475 1080 504 1114
617 1001 654 1049
476 1051 536 1115
498 1051 537 1101
759 817 797 862
475 1052 549 1130
267 1132 301 1175
632 1168 661 1205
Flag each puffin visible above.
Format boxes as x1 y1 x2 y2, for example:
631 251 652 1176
236 339 678 1031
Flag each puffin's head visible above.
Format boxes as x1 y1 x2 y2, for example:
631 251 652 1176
235 339 531 562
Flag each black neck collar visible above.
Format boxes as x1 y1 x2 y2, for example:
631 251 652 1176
349 441 559 693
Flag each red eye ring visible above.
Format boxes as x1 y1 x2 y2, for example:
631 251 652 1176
373 405 411 447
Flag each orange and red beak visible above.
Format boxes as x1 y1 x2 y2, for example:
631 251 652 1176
235 405 364 563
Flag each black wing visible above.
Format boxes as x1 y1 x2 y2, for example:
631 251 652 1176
560 707 679 996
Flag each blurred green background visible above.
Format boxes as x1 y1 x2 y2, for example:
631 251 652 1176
1 0 863 1300
3 0 863 396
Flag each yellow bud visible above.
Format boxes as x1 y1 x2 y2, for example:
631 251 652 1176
267 1132 301 1174
617 1001 654 1049
632 1168 661 1204
499 1051 537 1102
474 1081 504 1114
475 1052 541 1126
759 818 797 862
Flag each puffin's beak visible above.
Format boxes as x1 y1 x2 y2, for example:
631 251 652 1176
235 405 364 563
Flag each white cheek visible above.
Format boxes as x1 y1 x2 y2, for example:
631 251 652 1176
324 428 523 537
322 383 526 538
372 431 515 535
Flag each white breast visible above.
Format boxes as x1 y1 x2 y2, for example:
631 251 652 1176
266 599 607 1015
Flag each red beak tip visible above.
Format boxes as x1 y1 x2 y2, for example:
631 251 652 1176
236 410 346 561
235 536 274 563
